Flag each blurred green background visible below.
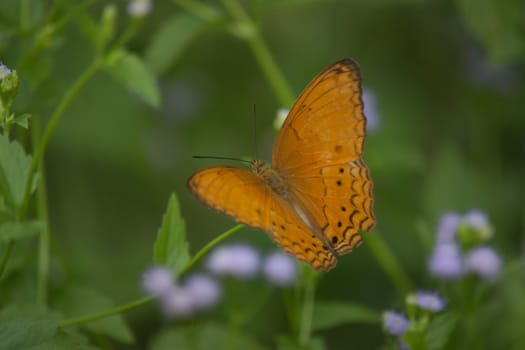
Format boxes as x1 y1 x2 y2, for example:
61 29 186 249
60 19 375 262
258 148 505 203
1 0 524 348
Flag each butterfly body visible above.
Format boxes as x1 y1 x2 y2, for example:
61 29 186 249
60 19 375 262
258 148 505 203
253 161 290 197
188 58 375 271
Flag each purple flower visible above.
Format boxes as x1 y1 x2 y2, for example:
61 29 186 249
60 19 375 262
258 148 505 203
127 0 152 17
428 242 464 280
142 266 174 297
363 89 380 131
382 311 409 336
161 286 194 318
413 291 446 312
464 246 502 281
263 252 297 287
399 339 410 350
184 273 221 310
463 48 516 94
436 212 461 243
462 209 493 240
206 244 260 278
463 209 489 230
0 62 11 79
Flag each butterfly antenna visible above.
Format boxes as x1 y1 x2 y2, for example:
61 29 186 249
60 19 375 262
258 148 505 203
192 155 252 165
253 103 259 160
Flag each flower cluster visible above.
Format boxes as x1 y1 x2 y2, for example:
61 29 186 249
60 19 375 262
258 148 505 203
142 267 221 318
206 243 297 286
142 244 297 318
428 209 501 281
383 291 446 349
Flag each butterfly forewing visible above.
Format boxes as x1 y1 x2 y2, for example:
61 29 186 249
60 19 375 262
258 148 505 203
187 167 337 270
188 167 271 229
273 59 366 171
271 58 376 254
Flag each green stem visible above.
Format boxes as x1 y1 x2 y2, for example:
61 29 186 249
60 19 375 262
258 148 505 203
0 241 15 278
298 276 316 345
57 296 153 328
221 0 295 107
178 224 244 276
58 224 244 328
172 0 222 22
362 230 413 295
33 116 50 305
19 59 101 219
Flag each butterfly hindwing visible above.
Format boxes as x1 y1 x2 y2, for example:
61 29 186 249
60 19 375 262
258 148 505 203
288 159 375 254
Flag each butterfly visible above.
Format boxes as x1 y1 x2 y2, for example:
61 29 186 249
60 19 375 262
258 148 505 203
187 58 375 271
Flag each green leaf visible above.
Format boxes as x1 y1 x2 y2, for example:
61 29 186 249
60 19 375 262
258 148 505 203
0 305 60 350
153 193 190 275
14 113 31 129
53 286 134 344
0 134 34 210
105 50 161 108
312 301 380 331
47 329 99 350
149 323 268 350
425 313 457 350
0 220 42 243
276 336 326 350
74 8 100 50
145 13 210 75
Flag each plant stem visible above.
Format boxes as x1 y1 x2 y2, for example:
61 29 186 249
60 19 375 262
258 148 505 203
178 224 244 276
58 224 245 328
362 230 413 295
0 242 15 278
172 0 222 22
19 59 101 220
221 0 295 107
57 296 153 328
33 115 51 305
298 276 315 345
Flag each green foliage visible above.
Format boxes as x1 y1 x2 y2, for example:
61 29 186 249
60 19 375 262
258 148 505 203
149 323 268 350
145 13 212 75
153 193 190 275
0 305 58 350
104 50 161 108
312 301 380 330
425 313 457 350
0 134 34 212
276 336 326 350
0 304 97 350
0 220 42 242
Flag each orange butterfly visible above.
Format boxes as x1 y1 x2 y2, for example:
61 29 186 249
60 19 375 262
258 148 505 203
188 59 375 271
